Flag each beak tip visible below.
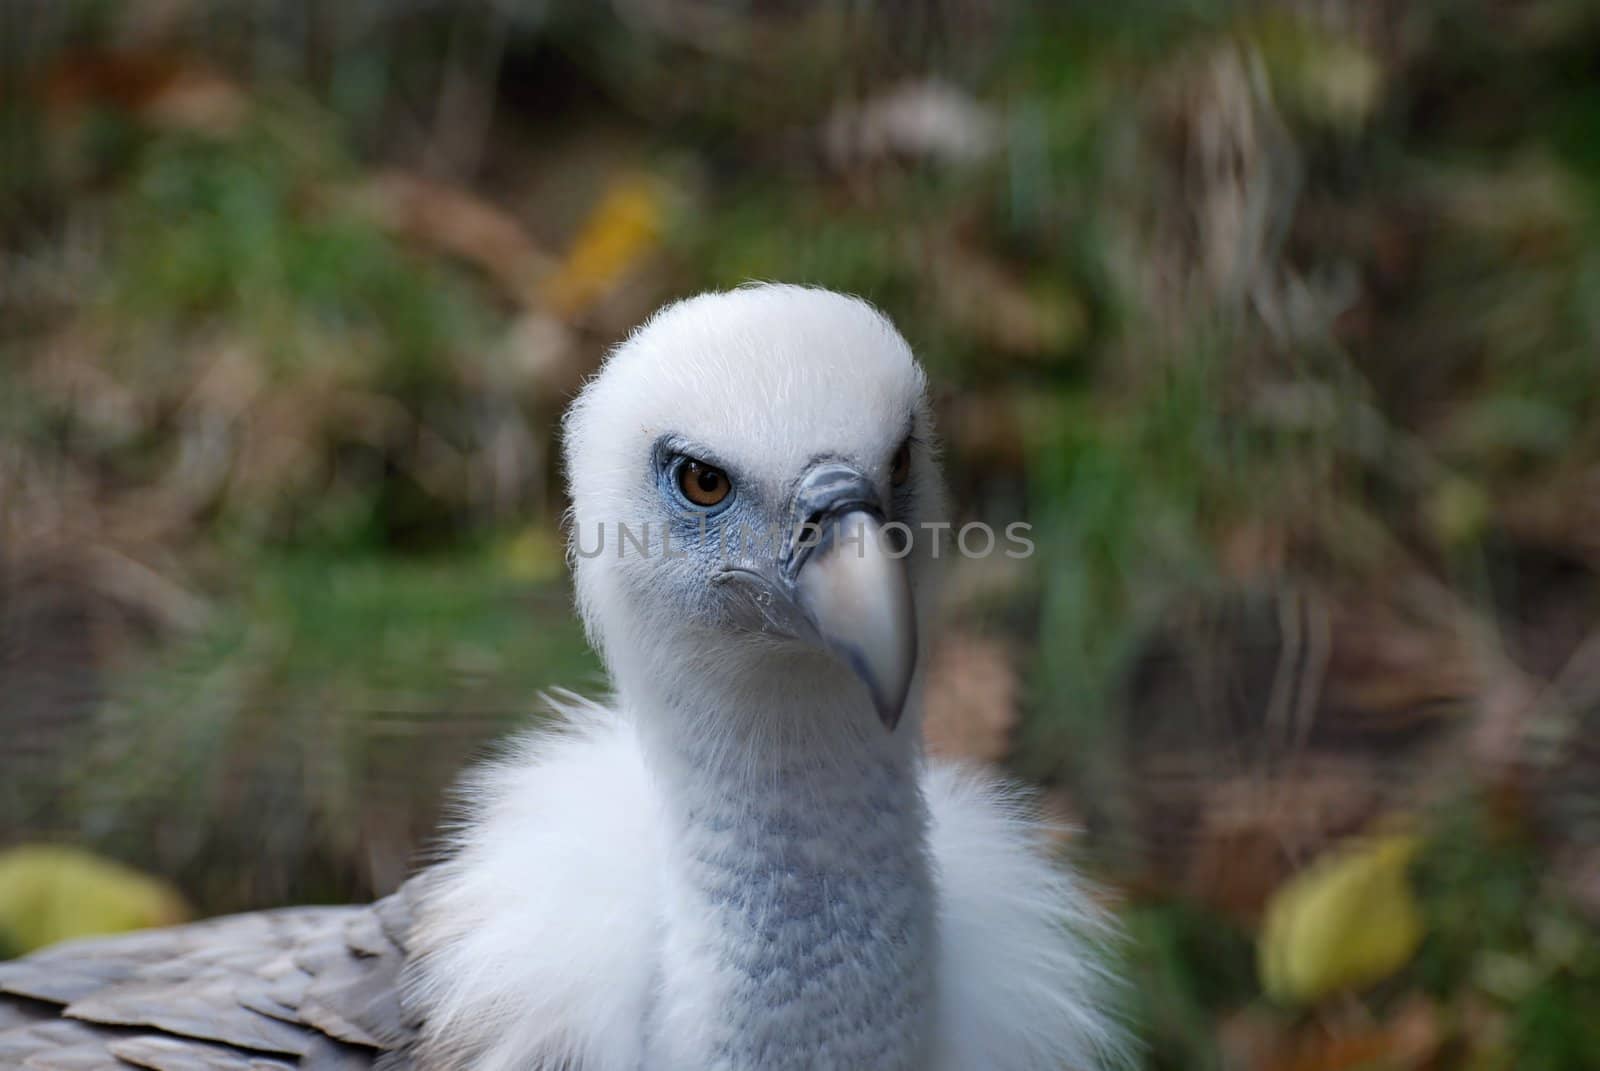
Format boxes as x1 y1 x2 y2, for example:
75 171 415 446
835 644 910 732
836 622 918 734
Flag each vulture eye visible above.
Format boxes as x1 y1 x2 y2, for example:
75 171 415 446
890 441 912 487
678 458 732 508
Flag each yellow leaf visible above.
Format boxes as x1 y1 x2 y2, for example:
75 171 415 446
1424 476 1490 551
0 845 190 956
1259 831 1424 1004
541 175 666 320
500 524 566 584
1252 15 1384 132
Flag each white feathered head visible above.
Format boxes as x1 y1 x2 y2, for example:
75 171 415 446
562 284 946 731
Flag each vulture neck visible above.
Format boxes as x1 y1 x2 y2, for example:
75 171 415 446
628 651 935 1071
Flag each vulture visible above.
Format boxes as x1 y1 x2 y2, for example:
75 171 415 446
0 285 1124 1070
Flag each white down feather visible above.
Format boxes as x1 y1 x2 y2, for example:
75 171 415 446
409 698 1124 1071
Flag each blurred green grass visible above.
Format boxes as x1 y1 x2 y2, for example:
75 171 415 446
75 551 596 908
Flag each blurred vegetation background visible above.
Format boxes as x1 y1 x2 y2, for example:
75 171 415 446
2 1 1599 1067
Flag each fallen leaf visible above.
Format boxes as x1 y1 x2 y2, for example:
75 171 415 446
500 525 566 585
1253 15 1385 133
0 845 189 956
540 175 667 321
1259 830 1425 1004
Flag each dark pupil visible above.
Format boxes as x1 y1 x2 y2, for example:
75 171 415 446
695 468 720 493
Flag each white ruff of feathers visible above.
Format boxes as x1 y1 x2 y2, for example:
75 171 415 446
406 285 1126 1071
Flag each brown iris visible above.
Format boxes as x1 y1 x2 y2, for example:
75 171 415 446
678 459 731 507
891 441 912 487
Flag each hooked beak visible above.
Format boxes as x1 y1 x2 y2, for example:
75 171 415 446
791 507 917 729
777 462 918 730
712 463 918 730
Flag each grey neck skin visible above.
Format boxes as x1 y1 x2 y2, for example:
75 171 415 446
624 647 936 1071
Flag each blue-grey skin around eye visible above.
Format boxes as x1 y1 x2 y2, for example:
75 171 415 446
621 436 797 637
644 429 919 565
652 439 767 561
633 435 921 726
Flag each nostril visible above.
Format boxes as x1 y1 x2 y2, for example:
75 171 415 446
785 462 888 575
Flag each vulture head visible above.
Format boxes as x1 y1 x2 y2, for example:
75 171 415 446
562 284 946 732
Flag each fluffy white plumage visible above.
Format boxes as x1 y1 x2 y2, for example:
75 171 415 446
407 285 1124 1071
